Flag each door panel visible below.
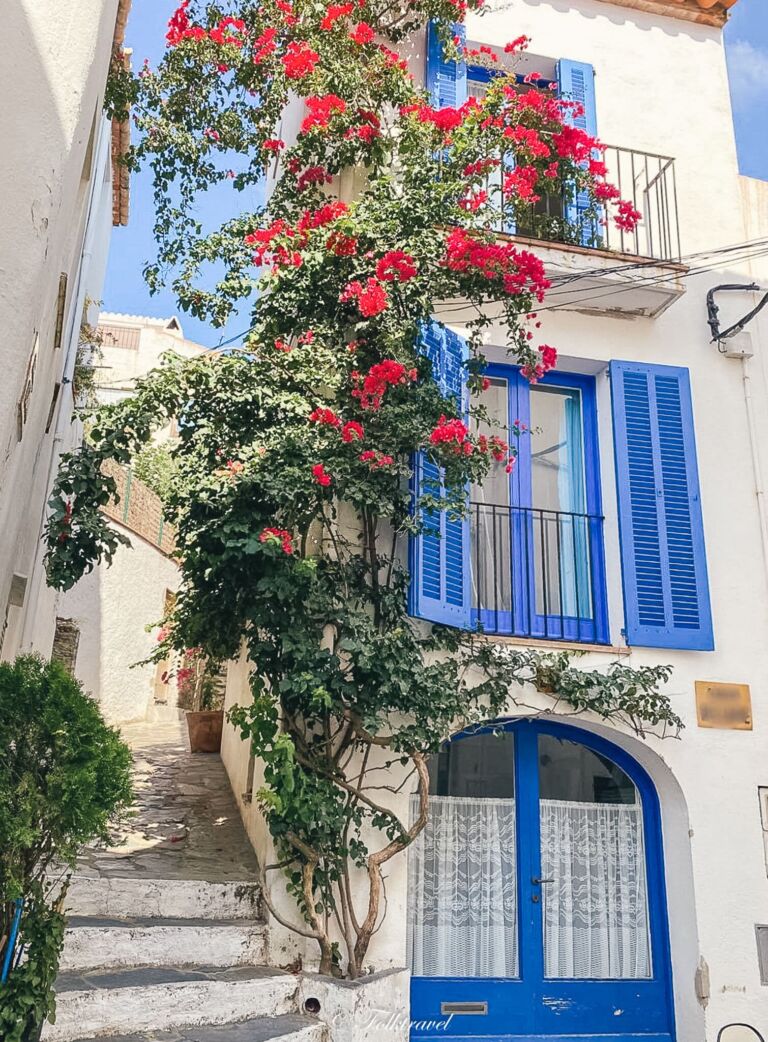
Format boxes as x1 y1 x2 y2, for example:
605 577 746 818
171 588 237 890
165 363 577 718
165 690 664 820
409 721 675 1042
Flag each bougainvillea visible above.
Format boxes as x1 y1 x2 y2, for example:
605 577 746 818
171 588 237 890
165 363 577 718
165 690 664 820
47 0 674 978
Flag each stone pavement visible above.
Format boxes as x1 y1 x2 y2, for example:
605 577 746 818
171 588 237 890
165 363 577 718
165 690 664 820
77 718 258 882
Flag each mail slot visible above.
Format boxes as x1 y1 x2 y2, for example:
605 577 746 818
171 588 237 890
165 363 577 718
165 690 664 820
440 1001 488 1016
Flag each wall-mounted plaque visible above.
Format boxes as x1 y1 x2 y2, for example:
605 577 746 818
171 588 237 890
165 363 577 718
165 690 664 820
695 682 752 730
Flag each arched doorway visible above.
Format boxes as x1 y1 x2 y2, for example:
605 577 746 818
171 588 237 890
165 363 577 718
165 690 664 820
408 719 675 1041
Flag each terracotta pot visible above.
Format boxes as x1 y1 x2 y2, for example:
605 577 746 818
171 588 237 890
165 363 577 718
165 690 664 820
186 709 224 753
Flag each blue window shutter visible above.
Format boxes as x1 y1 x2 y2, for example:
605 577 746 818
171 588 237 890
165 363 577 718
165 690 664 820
426 21 468 110
610 361 713 650
556 59 599 244
409 322 472 628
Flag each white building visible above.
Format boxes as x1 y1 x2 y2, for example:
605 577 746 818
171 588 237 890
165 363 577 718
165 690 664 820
220 1 768 1040
58 313 206 723
0 0 132 661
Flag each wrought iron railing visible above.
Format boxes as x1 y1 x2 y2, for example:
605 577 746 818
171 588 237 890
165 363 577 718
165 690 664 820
479 144 681 263
470 502 607 644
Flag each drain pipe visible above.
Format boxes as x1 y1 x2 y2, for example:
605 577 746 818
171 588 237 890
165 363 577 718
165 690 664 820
740 353 768 579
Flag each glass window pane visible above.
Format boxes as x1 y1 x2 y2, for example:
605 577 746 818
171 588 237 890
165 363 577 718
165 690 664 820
530 385 592 620
538 735 652 980
409 733 518 978
471 378 512 615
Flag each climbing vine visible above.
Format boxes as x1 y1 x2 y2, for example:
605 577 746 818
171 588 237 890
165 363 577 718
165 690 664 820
46 0 678 977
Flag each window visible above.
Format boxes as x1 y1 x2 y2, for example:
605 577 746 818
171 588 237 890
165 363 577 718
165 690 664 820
470 366 608 643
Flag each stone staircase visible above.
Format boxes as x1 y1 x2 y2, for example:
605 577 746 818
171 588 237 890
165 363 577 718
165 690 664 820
46 876 324 1042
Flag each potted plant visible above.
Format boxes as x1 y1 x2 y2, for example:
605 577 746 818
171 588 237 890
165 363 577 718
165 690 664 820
176 650 225 753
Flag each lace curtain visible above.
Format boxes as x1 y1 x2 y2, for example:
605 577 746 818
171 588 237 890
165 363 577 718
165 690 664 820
408 795 650 981
407 795 518 978
541 799 651 979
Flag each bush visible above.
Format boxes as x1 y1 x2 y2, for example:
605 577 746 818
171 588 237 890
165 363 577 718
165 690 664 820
0 656 133 1041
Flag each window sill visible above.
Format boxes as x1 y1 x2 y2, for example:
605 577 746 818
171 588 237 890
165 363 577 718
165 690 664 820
476 633 631 656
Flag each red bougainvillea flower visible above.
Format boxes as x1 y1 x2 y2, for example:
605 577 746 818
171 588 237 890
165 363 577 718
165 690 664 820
263 138 285 152
253 27 278 63
341 420 364 443
349 22 375 44
351 360 417 410
166 0 190 45
282 41 320 79
301 94 347 133
327 231 357 256
340 278 389 318
320 3 355 29
402 103 465 134
204 128 220 142
360 450 394 468
226 459 244 474
521 344 559 385
429 415 470 453
443 229 550 300
309 407 341 427
459 190 488 212
259 527 294 554
312 463 332 487
594 181 621 201
503 166 539 201
274 338 292 352
614 200 642 232
504 35 529 54
297 200 348 233
375 250 418 282
296 166 333 191
275 0 298 25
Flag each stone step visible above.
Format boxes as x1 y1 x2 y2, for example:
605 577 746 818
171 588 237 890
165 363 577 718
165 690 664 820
67 876 263 921
45 965 297 1042
64 1016 325 1042
61 917 268 972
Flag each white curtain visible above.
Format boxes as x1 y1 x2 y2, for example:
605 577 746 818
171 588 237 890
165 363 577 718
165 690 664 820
407 795 518 978
540 799 651 979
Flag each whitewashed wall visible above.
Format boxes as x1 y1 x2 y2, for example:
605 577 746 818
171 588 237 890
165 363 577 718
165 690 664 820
0 0 121 662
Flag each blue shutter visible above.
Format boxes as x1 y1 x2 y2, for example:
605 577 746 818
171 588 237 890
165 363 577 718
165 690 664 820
556 59 600 245
426 21 468 110
610 361 713 650
409 322 472 629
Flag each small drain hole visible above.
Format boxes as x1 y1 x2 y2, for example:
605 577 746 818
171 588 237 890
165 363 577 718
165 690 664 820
304 996 321 1015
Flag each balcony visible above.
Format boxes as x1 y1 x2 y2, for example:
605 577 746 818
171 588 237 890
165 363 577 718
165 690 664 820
435 144 687 322
470 502 608 645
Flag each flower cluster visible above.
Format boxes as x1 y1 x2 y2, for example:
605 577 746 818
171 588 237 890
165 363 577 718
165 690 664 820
166 2 246 48
312 463 332 486
521 344 558 383
259 527 294 554
444 229 550 300
360 449 394 468
301 94 346 133
282 41 320 79
351 360 417 410
429 415 471 454
340 278 389 317
375 251 418 282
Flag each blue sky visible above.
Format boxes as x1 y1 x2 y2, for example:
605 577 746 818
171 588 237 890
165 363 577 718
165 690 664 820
102 0 768 347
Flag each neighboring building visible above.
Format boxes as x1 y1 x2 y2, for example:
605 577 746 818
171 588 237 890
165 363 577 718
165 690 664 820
221 1 768 1040
0 0 132 661
58 313 206 723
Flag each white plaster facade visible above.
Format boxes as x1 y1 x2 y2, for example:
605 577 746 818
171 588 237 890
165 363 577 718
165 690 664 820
219 2 768 1040
0 0 129 662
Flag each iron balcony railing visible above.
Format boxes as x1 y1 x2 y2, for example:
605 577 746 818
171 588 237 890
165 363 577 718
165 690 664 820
481 144 681 264
470 502 607 645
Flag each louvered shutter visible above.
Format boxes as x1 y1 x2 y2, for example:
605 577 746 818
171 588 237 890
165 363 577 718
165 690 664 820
409 322 472 628
556 59 600 246
610 361 713 650
426 21 468 110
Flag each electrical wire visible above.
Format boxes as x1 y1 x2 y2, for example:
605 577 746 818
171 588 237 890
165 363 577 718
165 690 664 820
195 235 768 352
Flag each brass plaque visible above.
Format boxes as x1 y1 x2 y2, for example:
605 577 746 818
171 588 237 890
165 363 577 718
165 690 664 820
696 682 752 730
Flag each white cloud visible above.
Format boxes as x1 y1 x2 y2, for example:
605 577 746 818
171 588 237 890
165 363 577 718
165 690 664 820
727 39 768 106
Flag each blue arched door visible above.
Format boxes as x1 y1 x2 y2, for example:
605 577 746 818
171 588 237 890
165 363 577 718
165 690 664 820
408 720 675 1042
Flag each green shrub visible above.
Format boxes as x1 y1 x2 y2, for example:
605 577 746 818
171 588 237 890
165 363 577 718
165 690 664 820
0 655 133 1041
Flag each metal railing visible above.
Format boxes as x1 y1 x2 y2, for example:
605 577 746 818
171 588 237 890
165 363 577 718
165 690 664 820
470 502 607 644
479 144 681 263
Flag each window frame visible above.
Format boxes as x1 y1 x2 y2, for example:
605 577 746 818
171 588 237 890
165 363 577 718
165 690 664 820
471 363 609 644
